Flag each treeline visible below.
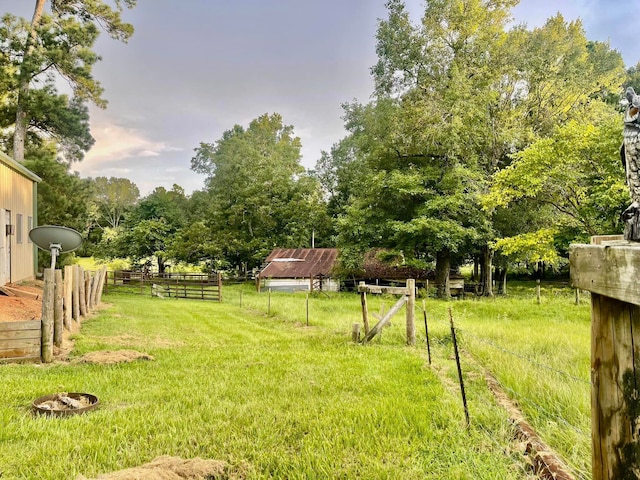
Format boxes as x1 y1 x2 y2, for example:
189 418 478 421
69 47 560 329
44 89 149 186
3 1 639 297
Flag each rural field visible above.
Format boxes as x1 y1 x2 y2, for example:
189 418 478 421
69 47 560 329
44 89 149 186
0 282 591 479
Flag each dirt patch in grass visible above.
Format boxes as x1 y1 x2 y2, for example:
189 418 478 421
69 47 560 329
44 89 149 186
78 455 244 479
75 349 154 365
92 334 185 348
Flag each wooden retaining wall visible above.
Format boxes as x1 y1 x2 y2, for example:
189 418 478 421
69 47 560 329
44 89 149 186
0 320 41 362
0 266 107 363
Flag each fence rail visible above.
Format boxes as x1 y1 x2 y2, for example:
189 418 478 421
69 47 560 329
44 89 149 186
104 270 223 302
152 278 221 301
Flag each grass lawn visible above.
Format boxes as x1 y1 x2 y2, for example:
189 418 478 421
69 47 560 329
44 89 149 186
0 282 589 479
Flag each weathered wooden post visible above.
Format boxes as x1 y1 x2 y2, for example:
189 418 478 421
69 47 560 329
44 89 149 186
570 237 640 479
351 323 361 343
41 268 54 363
96 267 107 304
90 269 99 307
53 269 63 348
72 265 80 322
84 270 91 312
406 278 416 346
78 266 87 317
359 281 370 334
63 265 73 330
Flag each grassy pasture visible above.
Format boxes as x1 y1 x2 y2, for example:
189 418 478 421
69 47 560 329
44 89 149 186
0 281 589 479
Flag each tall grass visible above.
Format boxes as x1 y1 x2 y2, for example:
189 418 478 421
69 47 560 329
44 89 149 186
0 281 588 479
230 282 592 478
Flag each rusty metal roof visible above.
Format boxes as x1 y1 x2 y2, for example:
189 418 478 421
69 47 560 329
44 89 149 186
261 248 338 278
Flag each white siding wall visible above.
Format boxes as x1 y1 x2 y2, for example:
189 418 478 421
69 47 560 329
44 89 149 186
0 161 36 285
264 278 340 292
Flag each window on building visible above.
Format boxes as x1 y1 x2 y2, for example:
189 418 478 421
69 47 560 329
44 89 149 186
27 216 33 242
16 214 23 243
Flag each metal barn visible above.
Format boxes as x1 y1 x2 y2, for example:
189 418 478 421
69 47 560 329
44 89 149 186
259 248 340 292
0 151 40 286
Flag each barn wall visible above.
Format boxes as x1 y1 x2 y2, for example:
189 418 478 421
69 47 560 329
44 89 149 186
263 278 340 292
0 157 38 286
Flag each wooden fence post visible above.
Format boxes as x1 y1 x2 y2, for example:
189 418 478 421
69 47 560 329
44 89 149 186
90 269 99 307
78 266 87 317
63 265 73 330
41 268 54 363
84 270 91 313
359 281 370 334
406 278 416 346
352 323 361 343
96 267 106 304
570 240 640 479
217 271 222 303
53 269 63 348
72 265 80 322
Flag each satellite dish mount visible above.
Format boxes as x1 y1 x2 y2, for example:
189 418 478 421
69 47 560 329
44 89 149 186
29 226 83 270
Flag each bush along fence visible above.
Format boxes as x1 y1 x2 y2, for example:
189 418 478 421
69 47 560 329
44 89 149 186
40 266 106 364
104 270 222 302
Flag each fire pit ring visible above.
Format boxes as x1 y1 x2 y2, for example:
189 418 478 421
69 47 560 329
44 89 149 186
32 392 99 417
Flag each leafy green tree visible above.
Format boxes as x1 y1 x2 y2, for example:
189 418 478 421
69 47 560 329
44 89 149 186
312 135 365 221
336 0 519 297
486 113 627 254
336 101 491 297
357 1 625 294
2 0 135 161
190 113 329 271
22 142 92 232
95 185 187 273
89 176 139 229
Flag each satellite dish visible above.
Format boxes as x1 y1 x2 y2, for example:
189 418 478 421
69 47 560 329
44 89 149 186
29 225 83 270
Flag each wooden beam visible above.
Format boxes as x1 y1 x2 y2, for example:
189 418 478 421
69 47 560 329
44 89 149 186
0 285 39 299
362 296 407 344
590 293 640 479
570 243 640 306
357 285 410 295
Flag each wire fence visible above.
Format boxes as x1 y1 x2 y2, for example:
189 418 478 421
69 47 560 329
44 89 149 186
426 308 592 480
234 284 593 480
102 279 592 478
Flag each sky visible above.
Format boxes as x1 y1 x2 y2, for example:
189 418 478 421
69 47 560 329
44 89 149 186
3 0 639 196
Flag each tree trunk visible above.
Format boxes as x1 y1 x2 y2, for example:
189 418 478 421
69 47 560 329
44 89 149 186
481 244 494 297
14 0 47 162
496 268 507 295
157 256 166 274
435 247 451 299
473 255 479 282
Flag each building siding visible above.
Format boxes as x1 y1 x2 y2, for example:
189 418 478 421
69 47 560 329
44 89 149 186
0 153 39 286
